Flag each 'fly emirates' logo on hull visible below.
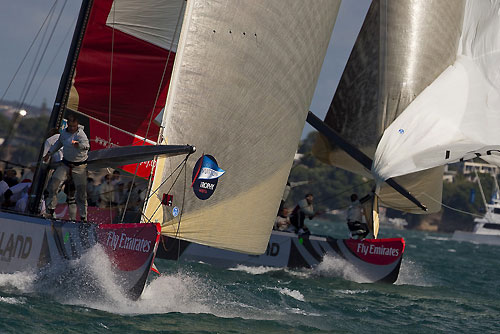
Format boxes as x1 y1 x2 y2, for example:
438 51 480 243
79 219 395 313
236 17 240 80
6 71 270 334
106 231 151 253
344 238 404 265
356 243 399 257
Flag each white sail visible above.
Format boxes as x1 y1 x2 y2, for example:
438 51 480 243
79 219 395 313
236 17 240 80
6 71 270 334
143 1 340 254
373 0 500 182
312 0 465 213
106 0 185 51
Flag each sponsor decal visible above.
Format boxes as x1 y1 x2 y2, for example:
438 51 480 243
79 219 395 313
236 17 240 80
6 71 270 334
162 194 173 206
172 206 179 217
105 231 152 253
265 242 280 256
0 232 33 262
97 223 160 271
356 243 399 257
344 238 405 265
192 155 225 200
64 232 70 244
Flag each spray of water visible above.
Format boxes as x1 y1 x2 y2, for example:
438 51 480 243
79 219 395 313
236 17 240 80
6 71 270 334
0 271 37 293
313 255 371 283
395 258 433 287
0 245 329 325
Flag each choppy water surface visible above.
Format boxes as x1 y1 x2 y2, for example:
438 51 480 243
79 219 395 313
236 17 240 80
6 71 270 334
0 218 498 333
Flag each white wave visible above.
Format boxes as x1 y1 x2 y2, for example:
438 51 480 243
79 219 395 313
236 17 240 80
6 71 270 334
336 289 369 295
424 236 450 241
447 249 457 253
283 268 311 278
62 264 276 320
269 287 305 301
0 271 36 293
313 255 371 283
228 265 282 275
0 296 26 305
286 307 321 316
0 246 322 324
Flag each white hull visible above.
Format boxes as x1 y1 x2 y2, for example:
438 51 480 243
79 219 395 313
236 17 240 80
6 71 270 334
0 211 160 299
452 230 500 246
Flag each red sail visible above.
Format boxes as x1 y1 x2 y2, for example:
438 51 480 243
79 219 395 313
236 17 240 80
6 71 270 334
70 0 183 177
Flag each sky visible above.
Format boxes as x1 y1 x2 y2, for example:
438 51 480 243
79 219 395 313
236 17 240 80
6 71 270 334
0 0 371 138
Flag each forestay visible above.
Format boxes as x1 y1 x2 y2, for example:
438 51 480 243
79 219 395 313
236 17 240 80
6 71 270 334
312 0 465 213
373 0 500 181
144 0 340 254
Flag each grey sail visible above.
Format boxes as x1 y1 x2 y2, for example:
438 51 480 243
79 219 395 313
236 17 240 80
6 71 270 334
313 0 465 213
144 0 341 254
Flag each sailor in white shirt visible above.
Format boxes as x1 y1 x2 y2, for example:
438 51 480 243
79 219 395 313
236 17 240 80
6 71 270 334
43 114 89 222
43 128 63 165
0 174 9 204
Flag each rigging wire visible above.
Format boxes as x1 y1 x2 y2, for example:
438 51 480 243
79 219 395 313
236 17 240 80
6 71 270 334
15 0 69 114
108 1 115 145
158 155 189 264
140 154 190 223
146 158 188 221
0 0 59 103
18 6 56 107
106 3 116 223
421 192 482 218
28 17 76 107
174 155 189 265
143 0 186 146
124 0 187 220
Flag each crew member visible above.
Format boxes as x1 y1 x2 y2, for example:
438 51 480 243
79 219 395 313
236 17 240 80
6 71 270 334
43 113 89 222
290 193 319 235
346 193 369 239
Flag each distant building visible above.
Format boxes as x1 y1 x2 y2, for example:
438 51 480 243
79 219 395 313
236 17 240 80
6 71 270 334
459 161 499 181
443 165 457 183
462 161 498 175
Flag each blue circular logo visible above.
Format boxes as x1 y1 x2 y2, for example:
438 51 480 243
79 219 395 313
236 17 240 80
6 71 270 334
398 128 405 134
172 206 179 217
192 155 224 200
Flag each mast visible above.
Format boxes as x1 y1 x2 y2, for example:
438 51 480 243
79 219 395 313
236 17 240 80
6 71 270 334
28 0 94 215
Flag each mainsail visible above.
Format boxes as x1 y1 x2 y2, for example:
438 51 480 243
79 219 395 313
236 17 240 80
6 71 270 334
144 0 341 254
373 0 500 180
312 0 465 213
67 0 186 178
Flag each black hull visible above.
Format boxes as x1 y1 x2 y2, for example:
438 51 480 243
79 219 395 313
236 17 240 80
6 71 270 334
157 230 405 283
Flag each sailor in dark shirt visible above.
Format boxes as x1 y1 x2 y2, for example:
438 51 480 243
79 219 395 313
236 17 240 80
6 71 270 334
290 193 319 235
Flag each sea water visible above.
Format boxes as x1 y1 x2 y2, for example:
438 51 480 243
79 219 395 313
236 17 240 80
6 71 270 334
0 217 499 334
